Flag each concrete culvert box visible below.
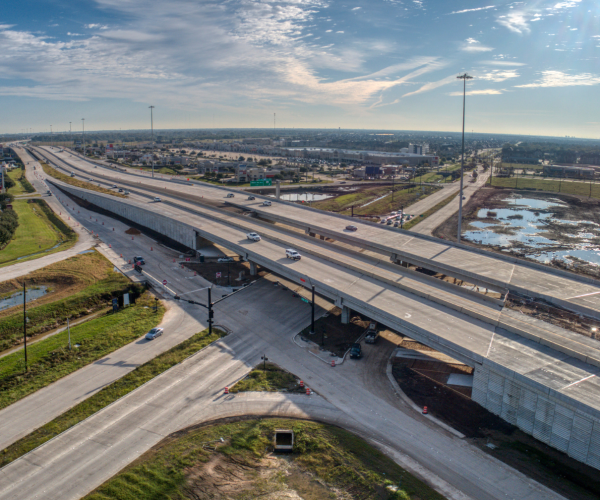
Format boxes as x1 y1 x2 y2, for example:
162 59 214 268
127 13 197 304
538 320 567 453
274 429 294 452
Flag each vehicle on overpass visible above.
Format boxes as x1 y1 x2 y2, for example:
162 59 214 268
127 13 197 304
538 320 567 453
145 327 163 340
226 193 235 198
218 257 235 263
247 232 261 241
345 225 358 232
154 197 161 202
133 256 145 265
70 172 75 177
285 249 301 260
247 196 255 200
263 200 272 206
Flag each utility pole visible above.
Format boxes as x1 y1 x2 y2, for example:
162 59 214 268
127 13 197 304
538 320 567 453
69 122 72 148
23 281 28 372
310 285 315 336
50 125 53 147
274 112 276 131
149 106 155 178
456 73 473 243
82 118 85 157
67 317 72 350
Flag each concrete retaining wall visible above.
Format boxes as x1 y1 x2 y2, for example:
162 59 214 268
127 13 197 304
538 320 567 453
473 365 600 470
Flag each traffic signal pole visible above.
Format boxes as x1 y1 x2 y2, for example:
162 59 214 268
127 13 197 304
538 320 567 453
310 285 315 335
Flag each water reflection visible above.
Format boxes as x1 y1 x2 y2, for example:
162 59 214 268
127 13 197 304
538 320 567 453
0 286 49 311
464 197 600 265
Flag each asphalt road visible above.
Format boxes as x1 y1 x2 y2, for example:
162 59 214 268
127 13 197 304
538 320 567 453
0 155 569 500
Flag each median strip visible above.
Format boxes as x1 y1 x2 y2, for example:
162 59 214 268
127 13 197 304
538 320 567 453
0 327 225 468
403 190 458 230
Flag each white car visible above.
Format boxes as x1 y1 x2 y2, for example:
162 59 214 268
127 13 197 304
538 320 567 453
285 249 301 260
262 200 272 206
247 232 261 241
226 193 235 198
145 327 163 340
218 257 235 263
154 197 161 202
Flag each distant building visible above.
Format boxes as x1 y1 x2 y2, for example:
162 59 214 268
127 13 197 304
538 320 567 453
543 165 595 179
408 143 429 155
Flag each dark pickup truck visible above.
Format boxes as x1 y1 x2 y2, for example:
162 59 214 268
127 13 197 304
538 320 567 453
365 330 379 344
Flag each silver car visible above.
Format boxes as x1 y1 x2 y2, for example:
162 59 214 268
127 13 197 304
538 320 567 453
145 327 163 340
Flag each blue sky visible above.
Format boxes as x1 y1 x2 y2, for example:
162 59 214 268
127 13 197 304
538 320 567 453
1 0 599 137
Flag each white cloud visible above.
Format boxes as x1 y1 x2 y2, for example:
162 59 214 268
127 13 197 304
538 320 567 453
480 60 526 66
401 74 457 98
85 24 109 30
461 39 494 52
351 6 361 10
449 89 503 96
478 69 519 82
497 12 530 34
516 70 600 88
450 5 496 15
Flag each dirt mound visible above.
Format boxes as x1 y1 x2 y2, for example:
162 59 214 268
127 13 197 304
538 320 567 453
125 227 141 235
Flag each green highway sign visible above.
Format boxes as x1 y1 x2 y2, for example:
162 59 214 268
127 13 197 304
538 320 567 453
250 179 272 186
301 297 310 303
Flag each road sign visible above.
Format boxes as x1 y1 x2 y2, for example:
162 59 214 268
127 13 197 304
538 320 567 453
185 257 191 262
216 272 222 278
301 297 310 304
250 179 272 186
162 279 167 285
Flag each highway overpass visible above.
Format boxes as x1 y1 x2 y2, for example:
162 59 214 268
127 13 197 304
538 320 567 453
31 146 600 470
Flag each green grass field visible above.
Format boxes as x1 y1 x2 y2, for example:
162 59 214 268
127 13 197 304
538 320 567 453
413 164 461 184
6 170 27 195
0 292 165 410
0 200 76 267
0 327 224 468
490 176 600 198
229 362 301 393
41 163 126 198
312 184 439 216
84 419 444 500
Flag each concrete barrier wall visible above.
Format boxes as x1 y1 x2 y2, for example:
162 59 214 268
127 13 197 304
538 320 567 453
53 180 600 470
473 365 600 470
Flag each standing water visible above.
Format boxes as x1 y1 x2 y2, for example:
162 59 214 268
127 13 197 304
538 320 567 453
0 286 49 312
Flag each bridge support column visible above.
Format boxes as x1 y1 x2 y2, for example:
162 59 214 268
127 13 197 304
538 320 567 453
341 305 351 324
276 180 281 200
249 261 258 276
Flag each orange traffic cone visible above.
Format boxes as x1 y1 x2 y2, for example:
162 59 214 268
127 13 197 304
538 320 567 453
224 387 229 394
299 380 304 388
331 360 336 367
422 406 428 415
306 387 311 395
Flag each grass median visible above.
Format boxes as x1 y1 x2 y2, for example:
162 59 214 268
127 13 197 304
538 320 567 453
0 251 131 352
490 176 600 199
0 328 225 468
6 169 34 195
403 190 459 230
84 418 444 500
40 162 127 198
229 362 304 393
0 199 77 267
0 291 165 410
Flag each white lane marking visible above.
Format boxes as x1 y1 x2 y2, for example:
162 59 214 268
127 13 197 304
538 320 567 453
562 374 595 390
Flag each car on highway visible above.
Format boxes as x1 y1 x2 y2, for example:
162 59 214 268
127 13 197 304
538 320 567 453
345 225 357 232
145 327 164 340
154 197 161 202
112 184 117 188
88 177 93 181
387 220 393 225
46 190 52 196
218 256 235 263
226 193 235 198
247 196 255 200
70 172 75 177
133 256 145 265
285 249 301 260
350 343 362 359
118 188 123 192
263 200 272 206
124 190 130 195
246 232 261 241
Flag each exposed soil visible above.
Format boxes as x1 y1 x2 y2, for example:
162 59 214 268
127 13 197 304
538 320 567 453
392 340 600 500
434 187 600 279
184 259 267 286
298 307 370 357
506 293 600 339
124 227 141 235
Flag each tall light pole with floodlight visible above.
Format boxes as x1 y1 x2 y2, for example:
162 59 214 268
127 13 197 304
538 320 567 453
149 106 155 178
82 118 85 157
456 73 473 243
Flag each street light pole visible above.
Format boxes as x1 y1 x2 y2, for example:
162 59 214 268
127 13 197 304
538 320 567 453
310 285 315 336
456 73 473 243
69 122 72 148
23 281 27 372
82 118 85 157
149 106 155 178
